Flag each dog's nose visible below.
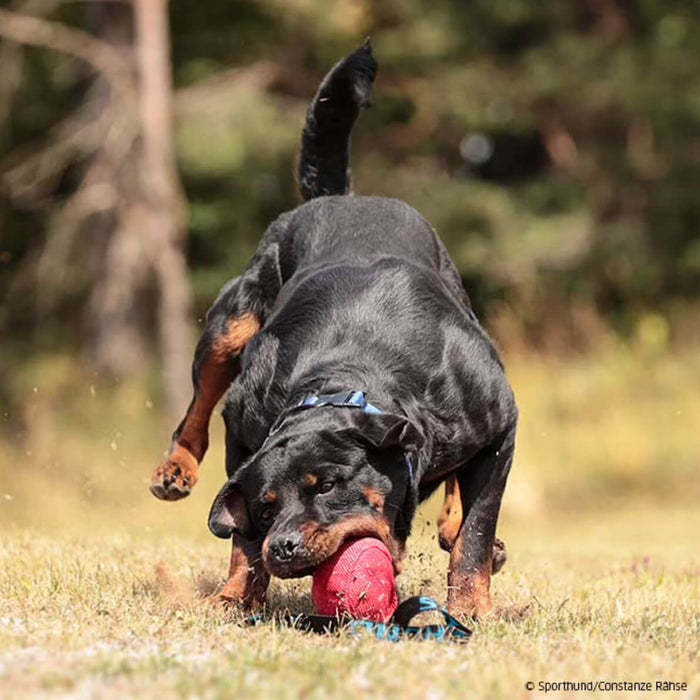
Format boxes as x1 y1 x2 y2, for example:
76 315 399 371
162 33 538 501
269 533 303 562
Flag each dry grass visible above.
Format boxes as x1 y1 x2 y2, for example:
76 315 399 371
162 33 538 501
0 505 697 699
0 346 698 697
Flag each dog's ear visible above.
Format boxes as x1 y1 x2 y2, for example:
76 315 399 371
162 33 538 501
208 479 251 539
357 412 422 454
356 413 421 537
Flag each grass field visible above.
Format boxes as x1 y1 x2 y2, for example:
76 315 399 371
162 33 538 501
0 502 697 698
0 346 698 698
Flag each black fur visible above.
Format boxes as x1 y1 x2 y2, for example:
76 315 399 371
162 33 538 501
298 38 377 201
203 43 517 605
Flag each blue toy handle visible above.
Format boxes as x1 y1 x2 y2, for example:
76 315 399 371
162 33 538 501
345 596 472 642
246 595 472 643
391 595 472 641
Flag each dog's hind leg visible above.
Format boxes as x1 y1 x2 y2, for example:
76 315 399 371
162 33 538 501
150 242 283 501
437 474 463 552
438 474 507 574
446 426 516 619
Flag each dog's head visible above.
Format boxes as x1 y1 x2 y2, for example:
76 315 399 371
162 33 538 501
208 409 421 577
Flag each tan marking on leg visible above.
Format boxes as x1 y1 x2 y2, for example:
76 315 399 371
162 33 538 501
151 313 260 501
179 313 260 460
492 537 507 574
437 474 463 552
215 536 269 610
150 444 199 501
211 313 261 360
447 555 493 620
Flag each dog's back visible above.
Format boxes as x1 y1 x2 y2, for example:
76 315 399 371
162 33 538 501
275 195 439 272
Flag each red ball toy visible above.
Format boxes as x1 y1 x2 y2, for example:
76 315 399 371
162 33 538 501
312 537 398 622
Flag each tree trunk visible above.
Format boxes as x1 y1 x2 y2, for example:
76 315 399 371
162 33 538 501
133 0 192 422
0 4 192 421
86 2 151 377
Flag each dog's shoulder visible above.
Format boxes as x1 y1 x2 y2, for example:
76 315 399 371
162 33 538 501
419 320 517 463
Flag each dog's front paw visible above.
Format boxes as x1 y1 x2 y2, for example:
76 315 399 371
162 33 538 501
206 588 267 612
447 566 493 620
150 445 199 501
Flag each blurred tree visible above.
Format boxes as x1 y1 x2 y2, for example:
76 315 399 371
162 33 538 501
132 0 192 418
0 1 191 420
0 0 698 369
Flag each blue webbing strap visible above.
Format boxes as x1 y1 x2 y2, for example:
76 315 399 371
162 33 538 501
298 390 383 414
245 596 472 643
265 390 381 441
348 596 471 642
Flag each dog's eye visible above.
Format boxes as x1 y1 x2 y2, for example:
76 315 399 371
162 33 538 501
318 480 335 494
259 506 274 521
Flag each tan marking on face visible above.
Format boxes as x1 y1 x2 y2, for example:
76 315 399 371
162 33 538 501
262 491 277 503
362 487 385 510
437 474 463 552
303 473 318 487
262 514 405 577
298 514 404 573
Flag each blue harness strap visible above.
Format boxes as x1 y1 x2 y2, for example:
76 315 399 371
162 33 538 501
265 389 415 485
298 390 383 414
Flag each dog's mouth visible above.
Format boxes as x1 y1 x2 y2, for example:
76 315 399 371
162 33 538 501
274 563 315 579
260 550 315 580
262 518 404 578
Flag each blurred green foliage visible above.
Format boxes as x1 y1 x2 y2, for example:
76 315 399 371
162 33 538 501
1 0 699 349
1 1 698 530
1 344 698 531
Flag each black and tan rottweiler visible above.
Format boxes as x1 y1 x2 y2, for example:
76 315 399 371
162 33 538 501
150 41 517 619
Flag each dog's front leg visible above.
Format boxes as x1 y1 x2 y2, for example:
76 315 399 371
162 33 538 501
150 242 282 501
151 256 282 501
215 535 270 609
446 427 516 619
150 308 260 501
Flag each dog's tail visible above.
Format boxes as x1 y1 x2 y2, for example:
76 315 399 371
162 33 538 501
298 39 377 202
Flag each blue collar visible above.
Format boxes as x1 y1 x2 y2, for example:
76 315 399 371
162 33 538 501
298 389 384 414
264 390 415 484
